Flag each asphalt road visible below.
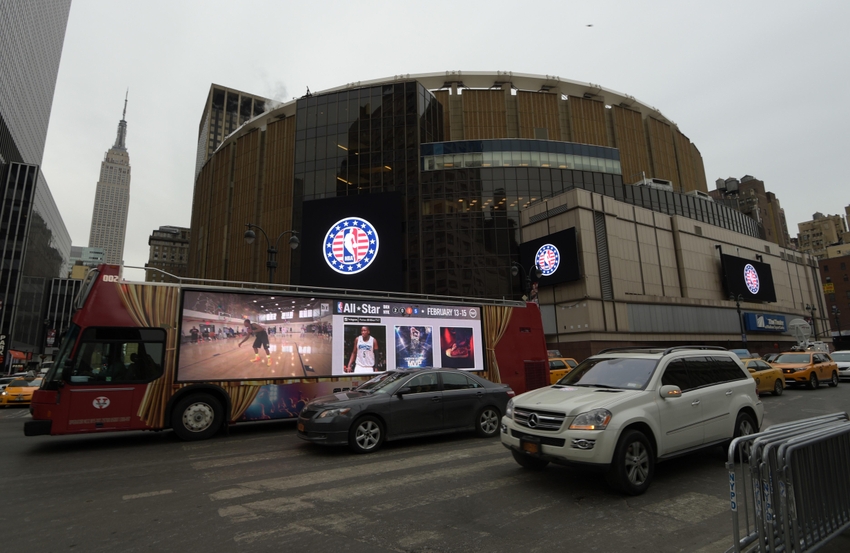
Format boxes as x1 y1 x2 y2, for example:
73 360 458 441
2 383 850 553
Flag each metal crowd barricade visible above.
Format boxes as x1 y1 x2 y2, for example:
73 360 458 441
726 413 850 553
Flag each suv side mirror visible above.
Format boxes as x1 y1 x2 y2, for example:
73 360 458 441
659 385 682 398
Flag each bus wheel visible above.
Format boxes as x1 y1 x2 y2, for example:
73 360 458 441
173 393 223 441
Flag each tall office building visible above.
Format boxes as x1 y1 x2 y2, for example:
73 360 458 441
710 175 791 248
145 225 190 283
0 0 72 363
88 96 131 265
797 212 848 259
194 84 270 178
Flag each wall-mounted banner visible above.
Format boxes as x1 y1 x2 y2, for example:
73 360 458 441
743 312 787 332
519 228 580 287
301 192 403 291
720 254 777 303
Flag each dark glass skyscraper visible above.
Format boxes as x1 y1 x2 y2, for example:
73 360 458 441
0 0 72 364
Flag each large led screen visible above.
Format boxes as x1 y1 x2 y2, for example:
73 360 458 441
299 192 403 292
176 290 484 382
720 254 777 303
518 228 581 288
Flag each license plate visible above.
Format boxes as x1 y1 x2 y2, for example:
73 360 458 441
521 440 540 454
297 422 305 432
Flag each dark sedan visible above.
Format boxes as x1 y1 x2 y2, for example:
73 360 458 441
297 368 515 453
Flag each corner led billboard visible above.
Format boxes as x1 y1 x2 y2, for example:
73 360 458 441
518 228 581 287
300 192 403 291
720 254 776 303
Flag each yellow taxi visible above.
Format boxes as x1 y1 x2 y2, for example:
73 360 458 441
549 357 578 384
771 352 839 389
744 358 785 396
0 378 43 407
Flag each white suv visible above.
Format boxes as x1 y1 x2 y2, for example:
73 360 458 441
501 346 763 495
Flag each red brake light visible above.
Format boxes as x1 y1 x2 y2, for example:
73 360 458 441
507 390 516 397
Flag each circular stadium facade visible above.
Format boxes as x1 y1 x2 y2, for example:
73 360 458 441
190 72 760 299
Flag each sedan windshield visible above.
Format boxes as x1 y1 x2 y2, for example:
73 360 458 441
775 354 811 364
557 358 657 390
355 371 410 394
832 353 850 362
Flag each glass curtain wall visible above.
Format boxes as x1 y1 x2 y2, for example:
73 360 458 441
291 81 443 292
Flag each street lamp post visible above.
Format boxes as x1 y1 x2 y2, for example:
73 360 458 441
729 294 746 345
244 223 300 284
511 262 542 301
805 304 818 340
833 305 842 337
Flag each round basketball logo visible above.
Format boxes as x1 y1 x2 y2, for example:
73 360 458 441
743 264 760 294
535 244 560 276
324 217 379 275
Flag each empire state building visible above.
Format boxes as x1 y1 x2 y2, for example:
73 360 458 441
88 96 131 265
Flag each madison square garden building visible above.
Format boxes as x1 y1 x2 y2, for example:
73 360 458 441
189 72 828 358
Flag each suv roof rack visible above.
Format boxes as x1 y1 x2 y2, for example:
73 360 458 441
596 346 728 355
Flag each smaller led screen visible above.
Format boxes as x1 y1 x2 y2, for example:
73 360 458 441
518 228 581 288
176 289 484 382
720 254 777 303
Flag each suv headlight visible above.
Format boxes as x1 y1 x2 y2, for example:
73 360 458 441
317 407 351 419
569 408 612 430
505 398 514 420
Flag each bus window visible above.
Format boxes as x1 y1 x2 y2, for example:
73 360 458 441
68 328 166 384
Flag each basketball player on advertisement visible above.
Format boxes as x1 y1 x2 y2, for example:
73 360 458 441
346 326 379 372
239 319 272 366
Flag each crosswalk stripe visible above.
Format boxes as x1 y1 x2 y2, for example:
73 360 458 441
216 457 535 525
209 446 497 501
192 449 307 470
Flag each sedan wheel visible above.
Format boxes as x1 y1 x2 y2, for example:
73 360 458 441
349 416 384 454
475 407 501 437
773 379 783 396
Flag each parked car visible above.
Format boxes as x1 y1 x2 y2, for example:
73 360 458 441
0 378 43 407
549 357 578 384
0 376 17 392
831 351 850 381
501 346 763 495
297 368 515 453
744 359 785 396
771 352 839 389
731 349 759 360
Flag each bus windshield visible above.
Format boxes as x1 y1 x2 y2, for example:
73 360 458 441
44 325 80 386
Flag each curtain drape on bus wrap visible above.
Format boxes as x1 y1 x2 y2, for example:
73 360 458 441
483 305 513 384
117 284 274 425
118 284 180 427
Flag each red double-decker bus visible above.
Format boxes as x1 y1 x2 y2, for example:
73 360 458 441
26 265 548 441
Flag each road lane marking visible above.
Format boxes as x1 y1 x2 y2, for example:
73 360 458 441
123 489 174 500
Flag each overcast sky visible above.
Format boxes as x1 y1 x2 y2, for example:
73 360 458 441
40 0 850 276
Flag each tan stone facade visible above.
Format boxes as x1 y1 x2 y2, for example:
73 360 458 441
522 187 828 360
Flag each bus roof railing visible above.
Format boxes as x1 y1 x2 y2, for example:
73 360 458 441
121 265 526 307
